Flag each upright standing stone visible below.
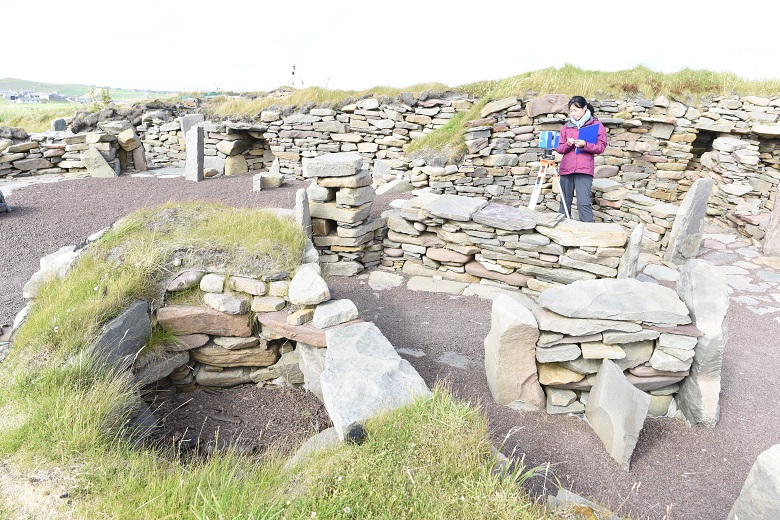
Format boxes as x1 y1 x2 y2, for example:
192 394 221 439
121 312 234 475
184 126 204 182
664 177 714 264
585 359 650 471
484 294 545 409
295 188 312 238
181 114 205 140
676 259 729 427
728 444 780 520
763 188 780 256
321 322 431 440
617 223 644 278
132 146 148 171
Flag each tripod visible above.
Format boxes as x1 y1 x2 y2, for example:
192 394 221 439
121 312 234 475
528 150 570 219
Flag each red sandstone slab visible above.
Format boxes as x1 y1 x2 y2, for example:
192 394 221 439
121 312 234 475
157 306 252 337
166 334 210 352
465 260 530 287
256 311 362 347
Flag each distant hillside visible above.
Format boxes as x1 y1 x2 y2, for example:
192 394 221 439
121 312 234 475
0 77 177 101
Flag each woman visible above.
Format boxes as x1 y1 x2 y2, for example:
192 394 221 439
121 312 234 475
555 95 608 222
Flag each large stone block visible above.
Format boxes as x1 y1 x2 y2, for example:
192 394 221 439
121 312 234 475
728 444 780 520
302 151 363 178
676 259 729 427
156 306 252 337
89 300 151 371
484 294 544 409
321 322 431 440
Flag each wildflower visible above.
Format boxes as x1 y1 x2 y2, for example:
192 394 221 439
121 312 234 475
344 507 351 513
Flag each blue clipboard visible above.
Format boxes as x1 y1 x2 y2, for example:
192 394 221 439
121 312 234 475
576 124 599 154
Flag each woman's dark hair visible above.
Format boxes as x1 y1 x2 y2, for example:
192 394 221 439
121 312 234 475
568 95 595 115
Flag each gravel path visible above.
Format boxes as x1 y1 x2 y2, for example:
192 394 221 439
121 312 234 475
2 172 779 519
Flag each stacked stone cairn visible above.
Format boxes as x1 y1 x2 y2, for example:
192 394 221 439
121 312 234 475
380 192 631 296
304 151 387 276
484 261 729 470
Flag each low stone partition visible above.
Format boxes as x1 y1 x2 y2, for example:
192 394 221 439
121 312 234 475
0 112 274 179
484 260 729 469
380 192 633 295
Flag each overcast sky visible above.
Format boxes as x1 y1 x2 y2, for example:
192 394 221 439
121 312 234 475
4 1 777 93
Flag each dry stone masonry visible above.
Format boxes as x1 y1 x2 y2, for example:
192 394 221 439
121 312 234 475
6 91 780 252
380 192 630 296
10 216 431 443
483 269 730 471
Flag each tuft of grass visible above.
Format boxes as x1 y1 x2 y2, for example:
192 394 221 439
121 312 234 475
405 111 470 165
0 354 139 461
284 385 548 519
76 446 288 519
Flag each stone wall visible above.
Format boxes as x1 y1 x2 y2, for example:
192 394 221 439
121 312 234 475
0 112 274 179
381 192 632 296
4 92 780 244
484 262 730 469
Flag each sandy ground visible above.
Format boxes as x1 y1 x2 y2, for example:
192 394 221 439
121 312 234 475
1 171 779 519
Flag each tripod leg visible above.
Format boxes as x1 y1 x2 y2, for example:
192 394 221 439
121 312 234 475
555 168 571 219
528 165 546 211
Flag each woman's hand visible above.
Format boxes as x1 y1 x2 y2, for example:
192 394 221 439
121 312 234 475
566 137 575 146
574 139 585 148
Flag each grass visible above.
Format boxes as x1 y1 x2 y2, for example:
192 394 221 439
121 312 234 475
283 386 549 520
1 386 552 519
0 100 76 133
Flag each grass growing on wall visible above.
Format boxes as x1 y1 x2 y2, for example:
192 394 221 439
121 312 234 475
6 202 306 377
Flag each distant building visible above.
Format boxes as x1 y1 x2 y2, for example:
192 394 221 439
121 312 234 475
16 91 41 103
0 89 18 100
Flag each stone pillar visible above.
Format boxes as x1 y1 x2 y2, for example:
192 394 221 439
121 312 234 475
295 188 312 239
181 114 204 140
184 126 204 182
617 223 644 278
676 259 729 427
303 152 384 276
664 177 714 264
484 294 545 410
763 188 780 255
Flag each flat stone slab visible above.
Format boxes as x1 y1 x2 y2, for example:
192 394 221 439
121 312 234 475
406 276 468 294
422 194 487 221
537 219 628 247
302 151 363 178
256 311 362 347
472 203 536 231
586 359 650 471
537 278 691 325
321 322 431 440
156 306 252 337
